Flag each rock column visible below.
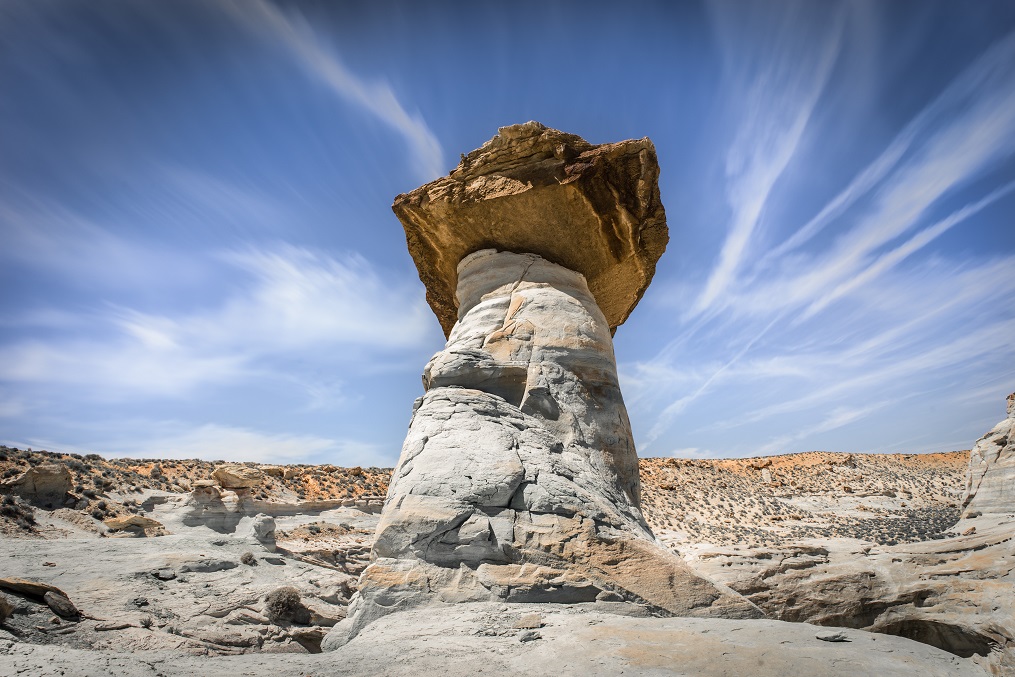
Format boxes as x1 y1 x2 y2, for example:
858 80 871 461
324 123 758 649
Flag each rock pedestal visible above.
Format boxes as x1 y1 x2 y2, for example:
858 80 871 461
324 123 757 649
961 391 1015 516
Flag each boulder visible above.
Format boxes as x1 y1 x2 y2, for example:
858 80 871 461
962 392 1015 516
0 463 72 507
43 591 79 620
103 515 163 531
393 121 668 337
212 465 264 489
250 513 276 551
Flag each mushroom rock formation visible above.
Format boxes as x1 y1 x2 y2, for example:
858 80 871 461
323 123 758 650
962 391 1015 516
393 120 669 338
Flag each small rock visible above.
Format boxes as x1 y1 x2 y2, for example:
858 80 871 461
962 526 976 536
513 613 543 629
153 568 176 581
95 622 132 631
518 630 542 642
43 591 79 620
251 514 276 546
816 630 850 642
133 597 149 607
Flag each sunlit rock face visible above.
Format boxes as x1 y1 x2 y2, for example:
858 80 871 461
393 121 669 338
321 123 759 651
421 249 643 510
962 392 1015 516
383 250 647 558
323 252 757 649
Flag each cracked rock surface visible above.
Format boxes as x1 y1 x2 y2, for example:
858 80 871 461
327 251 757 648
962 392 1015 517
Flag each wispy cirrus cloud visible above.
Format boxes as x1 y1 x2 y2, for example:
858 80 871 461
220 0 444 182
0 242 430 399
632 16 1015 457
692 0 846 316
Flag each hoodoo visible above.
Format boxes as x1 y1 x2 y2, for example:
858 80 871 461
324 122 757 648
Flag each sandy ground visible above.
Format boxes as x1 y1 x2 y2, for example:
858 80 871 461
0 604 982 677
0 445 989 676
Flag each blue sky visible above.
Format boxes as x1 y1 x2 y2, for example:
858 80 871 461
2 0 1014 465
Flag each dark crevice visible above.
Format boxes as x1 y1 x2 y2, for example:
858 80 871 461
876 619 999 658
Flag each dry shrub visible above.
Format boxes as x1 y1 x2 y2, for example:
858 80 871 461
264 586 305 623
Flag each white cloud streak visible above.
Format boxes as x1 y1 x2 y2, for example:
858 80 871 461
693 0 845 315
0 243 430 398
222 0 444 181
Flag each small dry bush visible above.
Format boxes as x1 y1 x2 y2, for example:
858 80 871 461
240 551 257 566
264 586 303 623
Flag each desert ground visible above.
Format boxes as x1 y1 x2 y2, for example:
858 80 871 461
2 443 1010 675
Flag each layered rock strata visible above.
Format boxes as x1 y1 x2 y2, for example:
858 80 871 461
325 250 756 648
962 392 1015 517
393 121 668 337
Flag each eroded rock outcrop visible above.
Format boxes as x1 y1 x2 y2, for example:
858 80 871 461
394 121 668 337
213 464 264 490
688 393 1015 675
327 124 757 647
0 463 72 507
962 392 1015 517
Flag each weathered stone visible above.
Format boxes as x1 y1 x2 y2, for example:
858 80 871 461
103 515 163 531
44 591 79 620
816 630 850 642
393 121 668 337
692 515 1015 673
0 463 72 507
0 577 65 600
513 613 543 629
962 392 1014 516
153 569 176 581
212 465 264 489
327 251 757 649
250 513 276 552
